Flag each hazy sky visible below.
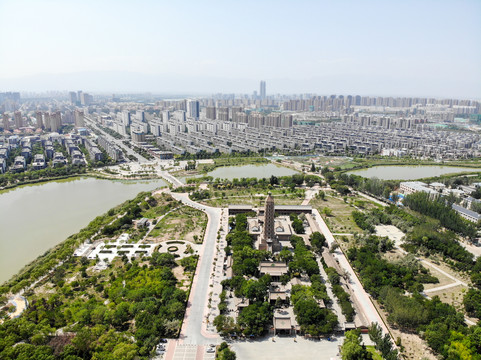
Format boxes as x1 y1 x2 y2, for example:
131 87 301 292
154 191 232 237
0 0 480 98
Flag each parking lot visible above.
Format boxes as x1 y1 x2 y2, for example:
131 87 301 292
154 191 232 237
231 335 344 360
163 343 216 360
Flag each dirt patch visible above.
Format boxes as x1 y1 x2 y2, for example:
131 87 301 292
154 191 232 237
427 284 468 311
173 266 190 291
372 299 437 360
390 329 437 360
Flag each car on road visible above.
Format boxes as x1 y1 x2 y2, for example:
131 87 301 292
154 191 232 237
206 347 215 353
155 344 165 354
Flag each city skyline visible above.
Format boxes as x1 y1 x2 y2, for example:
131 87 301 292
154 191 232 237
0 0 480 99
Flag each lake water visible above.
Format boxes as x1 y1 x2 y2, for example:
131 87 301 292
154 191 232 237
0 177 166 284
347 165 481 180
182 163 299 182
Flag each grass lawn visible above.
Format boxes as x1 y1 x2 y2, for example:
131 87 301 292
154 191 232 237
311 194 363 234
366 346 383 360
201 187 306 207
311 191 381 234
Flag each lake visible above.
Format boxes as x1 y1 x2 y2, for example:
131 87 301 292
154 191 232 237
0 177 166 284
182 163 299 182
347 165 481 180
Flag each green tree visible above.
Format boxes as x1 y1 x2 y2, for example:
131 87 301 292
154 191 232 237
341 330 372 360
237 302 272 336
219 348 237 360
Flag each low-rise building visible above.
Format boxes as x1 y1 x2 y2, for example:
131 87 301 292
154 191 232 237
452 204 481 223
399 181 438 196
259 261 288 282
11 156 26 172
32 154 46 170
52 152 67 167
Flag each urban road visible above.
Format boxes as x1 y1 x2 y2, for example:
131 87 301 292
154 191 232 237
84 116 150 163
164 190 221 360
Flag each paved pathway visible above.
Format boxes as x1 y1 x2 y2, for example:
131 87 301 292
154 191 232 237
318 261 346 325
170 192 221 345
355 191 388 207
161 171 184 188
311 208 389 334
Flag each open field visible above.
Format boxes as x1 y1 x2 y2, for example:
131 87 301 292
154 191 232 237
310 193 370 234
148 206 207 243
202 193 305 207
427 284 468 311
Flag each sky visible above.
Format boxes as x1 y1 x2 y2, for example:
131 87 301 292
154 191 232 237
0 0 480 98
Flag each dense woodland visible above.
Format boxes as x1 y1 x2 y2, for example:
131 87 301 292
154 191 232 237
346 207 481 358
0 192 189 359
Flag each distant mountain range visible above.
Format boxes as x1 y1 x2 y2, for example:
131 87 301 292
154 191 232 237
0 71 479 99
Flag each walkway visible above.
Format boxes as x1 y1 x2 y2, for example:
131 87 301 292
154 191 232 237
170 192 221 345
355 191 388 207
160 171 184 188
311 208 389 334
318 261 346 325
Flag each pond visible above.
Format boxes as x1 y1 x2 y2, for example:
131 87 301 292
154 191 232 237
182 163 299 183
347 165 481 180
0 177 166 284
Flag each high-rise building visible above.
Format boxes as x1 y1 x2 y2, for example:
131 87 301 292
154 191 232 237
231 106 243 122
121 111 131 126
2 113 10 131
217 107 229 121
206 106 216 120
69 92 77 105
162 110 170 121
260 80 266 99
50 111 62 132
36 111 43 129
14 111 23 129
187 100 200 120
79 92 93 106
44 112 51 130
136 110 145 122
75 110 85 127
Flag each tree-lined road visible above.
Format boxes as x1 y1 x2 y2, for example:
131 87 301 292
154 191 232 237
312 208 389 334
170 192 221 345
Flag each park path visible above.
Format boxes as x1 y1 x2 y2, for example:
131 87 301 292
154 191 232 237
311 208 389 334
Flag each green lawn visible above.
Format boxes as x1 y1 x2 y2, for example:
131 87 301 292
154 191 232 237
366 346 383 360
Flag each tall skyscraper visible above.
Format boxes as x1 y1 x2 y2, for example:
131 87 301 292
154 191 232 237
260 80 266 99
